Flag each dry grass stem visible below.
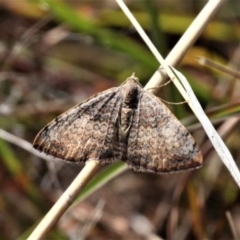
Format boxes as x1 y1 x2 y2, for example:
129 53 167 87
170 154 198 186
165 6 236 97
147 0 227 88
197 56 240 79
27 160 100 240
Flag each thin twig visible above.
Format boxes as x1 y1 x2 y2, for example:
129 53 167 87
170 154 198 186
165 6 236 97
0 128 51 162
79 199 105 238
197 56 240 79
226 211 240 240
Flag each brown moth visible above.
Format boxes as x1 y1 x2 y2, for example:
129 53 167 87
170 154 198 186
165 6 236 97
33 75 202 173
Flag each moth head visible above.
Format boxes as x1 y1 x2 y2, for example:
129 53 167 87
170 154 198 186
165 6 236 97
125 73 142 87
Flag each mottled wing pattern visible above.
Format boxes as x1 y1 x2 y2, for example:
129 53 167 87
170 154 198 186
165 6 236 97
33 87 123 163
34 75 202 173
126 87 202 173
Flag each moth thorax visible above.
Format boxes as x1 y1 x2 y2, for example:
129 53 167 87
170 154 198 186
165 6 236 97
119 82 138 136
122 82 139 109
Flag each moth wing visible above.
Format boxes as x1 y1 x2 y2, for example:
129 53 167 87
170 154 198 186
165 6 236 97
126 89 202 173
33 87 123 163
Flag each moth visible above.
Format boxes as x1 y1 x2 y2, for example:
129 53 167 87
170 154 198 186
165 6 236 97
33 74 202 173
